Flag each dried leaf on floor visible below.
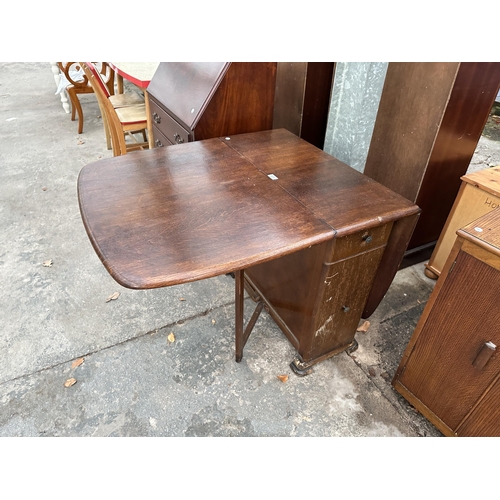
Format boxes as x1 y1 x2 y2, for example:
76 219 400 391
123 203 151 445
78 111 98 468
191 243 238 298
77 140 85 145
212 319 216 325
356 320 370 333
43 259 53 267
106 292 120 302
64 378 77 388
277 375 289 383
71 358 84 369
41 187 47 191
368 367 376 377
167 332 175 343
179 298 186 301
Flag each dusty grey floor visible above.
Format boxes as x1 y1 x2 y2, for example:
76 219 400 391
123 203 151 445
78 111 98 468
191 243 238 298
1 62 498 439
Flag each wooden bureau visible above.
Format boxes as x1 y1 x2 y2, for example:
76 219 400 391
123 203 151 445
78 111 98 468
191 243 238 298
146 62 277 147
393 208 500 436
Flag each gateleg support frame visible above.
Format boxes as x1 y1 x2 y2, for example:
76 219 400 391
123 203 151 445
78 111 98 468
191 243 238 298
234 269 265 362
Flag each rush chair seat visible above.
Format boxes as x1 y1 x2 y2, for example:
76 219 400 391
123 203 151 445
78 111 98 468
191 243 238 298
57 62 115 134
81 62 148 157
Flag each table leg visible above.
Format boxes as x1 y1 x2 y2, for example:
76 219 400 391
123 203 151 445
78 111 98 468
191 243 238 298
234 269 264 362
144 91 154 150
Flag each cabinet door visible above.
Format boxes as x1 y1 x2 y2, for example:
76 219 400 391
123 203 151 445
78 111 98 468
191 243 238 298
456 376 500 436
398 249 500 431
303 246 386 361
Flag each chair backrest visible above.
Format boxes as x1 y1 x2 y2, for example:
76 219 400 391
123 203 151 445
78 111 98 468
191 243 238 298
58 62 114 94
57 62 90 89
80 62 126 156
85 62 112 98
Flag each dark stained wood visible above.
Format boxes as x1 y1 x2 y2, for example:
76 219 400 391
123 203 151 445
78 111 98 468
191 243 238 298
147 62 230 130
273 63 307 137
364 62 500 252
362 212 419 318
78 137 333 289
246 240 332 351
196 63 276 139
226 129 419 237
272 62 334 149
147 62 277 147
78 129 419 369
305 245 387 361
300 62 335 149
364 62 460 201
393 209 500 436
410 63 500 249
225 129 419 367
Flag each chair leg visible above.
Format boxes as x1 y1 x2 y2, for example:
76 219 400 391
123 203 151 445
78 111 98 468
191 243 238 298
102 113 112 150
68 89 84 134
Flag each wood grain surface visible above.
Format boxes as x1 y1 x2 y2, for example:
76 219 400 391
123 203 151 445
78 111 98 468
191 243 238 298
78 136 334 289
225 129 419 236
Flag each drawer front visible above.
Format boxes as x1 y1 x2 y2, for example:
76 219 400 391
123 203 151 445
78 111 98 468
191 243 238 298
152 125 173 148
149 98 192 146
304 245 386 361
327 223 392 263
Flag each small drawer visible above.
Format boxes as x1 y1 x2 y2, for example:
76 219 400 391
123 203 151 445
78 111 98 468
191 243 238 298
152 125 173 148
149 98 192 146
327 223 392 263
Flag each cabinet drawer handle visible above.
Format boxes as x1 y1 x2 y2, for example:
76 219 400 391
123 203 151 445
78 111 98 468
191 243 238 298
472 341 496 370
173 133 184 144
155 139 163 148
342 305 350 313
153 112 161 124
362 233 373 244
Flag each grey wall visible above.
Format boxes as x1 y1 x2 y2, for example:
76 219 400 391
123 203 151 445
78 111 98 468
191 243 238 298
323 62 388 172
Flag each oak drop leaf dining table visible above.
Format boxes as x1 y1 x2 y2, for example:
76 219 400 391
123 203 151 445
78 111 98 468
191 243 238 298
78 129 420 374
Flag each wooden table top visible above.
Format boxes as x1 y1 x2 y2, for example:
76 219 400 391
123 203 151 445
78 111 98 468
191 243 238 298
108 62 159 88
78 133 334 289
227 129 419 237
459 207 500 256
78 129 420 290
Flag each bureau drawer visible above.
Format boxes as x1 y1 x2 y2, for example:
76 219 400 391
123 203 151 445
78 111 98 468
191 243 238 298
327 223 392 263
149 98 192 146
152 125 173 148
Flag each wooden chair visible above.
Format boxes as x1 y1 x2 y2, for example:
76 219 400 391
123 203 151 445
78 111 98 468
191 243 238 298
80 62 148 156
57 62 115 134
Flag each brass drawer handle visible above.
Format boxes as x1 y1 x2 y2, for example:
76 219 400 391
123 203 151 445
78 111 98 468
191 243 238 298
173 133 184 144
154 139 163 147
153 112 161 124
472 341 496 370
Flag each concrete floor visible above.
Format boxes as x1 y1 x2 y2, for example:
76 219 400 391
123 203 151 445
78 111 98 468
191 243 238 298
1 62 499 439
